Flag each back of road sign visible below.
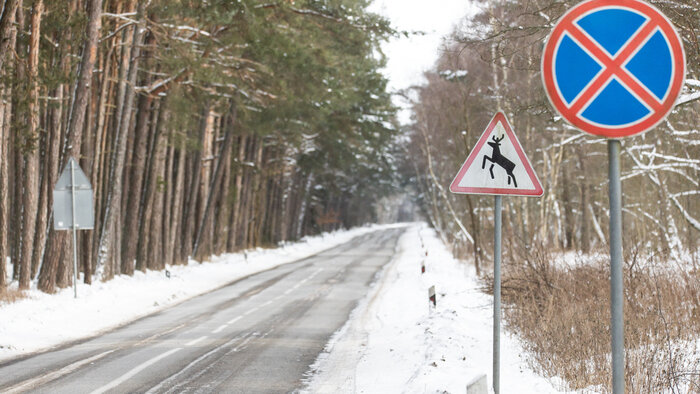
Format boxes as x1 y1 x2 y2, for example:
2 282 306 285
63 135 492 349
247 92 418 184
450 112 543 197
53 157 95 230
541 0 685 138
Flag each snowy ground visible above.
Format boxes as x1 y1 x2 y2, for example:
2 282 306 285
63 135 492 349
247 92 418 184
2 222 567 393
0 224 405 362
304 223 566 393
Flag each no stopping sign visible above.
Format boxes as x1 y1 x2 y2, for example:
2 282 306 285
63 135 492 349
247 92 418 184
541 0 686 138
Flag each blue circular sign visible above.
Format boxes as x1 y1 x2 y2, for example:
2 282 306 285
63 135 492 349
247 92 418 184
542 0 686 137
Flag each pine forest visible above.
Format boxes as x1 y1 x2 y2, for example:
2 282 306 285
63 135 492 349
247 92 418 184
0 0 398 293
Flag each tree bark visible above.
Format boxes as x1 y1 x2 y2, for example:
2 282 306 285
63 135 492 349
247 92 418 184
39 0 104 292
0 84 11 288
137 100 166 271
0 0 20 72
166 140 186 266
18 0 43 289
179 104 209 263
227 135 247 251
146 112 167 270
193 107 236 260
121 94 153 274
95 1 144 280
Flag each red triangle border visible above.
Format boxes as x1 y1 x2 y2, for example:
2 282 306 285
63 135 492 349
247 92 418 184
449 112 544 197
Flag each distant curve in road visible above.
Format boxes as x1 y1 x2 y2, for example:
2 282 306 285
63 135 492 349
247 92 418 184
0 227 405 394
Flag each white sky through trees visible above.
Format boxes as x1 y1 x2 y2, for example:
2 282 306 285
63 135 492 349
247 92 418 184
369 0 475 123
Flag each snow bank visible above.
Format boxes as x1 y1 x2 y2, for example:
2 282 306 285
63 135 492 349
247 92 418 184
0 224 405 362
305 223 567 393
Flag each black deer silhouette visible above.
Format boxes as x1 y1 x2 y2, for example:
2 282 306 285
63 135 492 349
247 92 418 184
482 134 517 187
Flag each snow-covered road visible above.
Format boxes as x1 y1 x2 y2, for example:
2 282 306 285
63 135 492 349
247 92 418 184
0 227 406 393
2 223 567 393
0 224 405 362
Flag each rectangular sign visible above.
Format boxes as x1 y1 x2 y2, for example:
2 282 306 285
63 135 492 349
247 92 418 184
53 189 94 230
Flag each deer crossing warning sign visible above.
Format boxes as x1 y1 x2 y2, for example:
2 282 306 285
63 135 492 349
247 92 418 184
450 112 543 197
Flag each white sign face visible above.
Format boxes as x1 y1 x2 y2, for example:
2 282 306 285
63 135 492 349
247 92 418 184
450 112 543 197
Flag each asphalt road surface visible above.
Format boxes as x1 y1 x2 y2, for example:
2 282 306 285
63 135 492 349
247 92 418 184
0 227 405 394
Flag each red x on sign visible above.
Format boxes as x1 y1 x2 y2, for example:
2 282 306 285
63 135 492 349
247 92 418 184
542 0 685 138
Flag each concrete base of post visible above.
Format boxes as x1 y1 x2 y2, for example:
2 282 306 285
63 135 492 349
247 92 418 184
466 374 488 394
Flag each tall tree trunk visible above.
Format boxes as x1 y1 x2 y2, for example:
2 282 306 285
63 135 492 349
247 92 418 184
137 100 166 271
146 112 167 270
0 0 17 288
577 145 590 253
227 135 247 251
166 140 186 265
179 105 209 263
214 145 232 254
121 94 153 274
18 0 43 289
0 0 20 72
0 85 11 288
39 0 104 292
193 107 236 260
95 1 144 280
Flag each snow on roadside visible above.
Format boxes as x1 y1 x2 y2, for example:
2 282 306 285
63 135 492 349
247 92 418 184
304 223 567 393
0 224 406 362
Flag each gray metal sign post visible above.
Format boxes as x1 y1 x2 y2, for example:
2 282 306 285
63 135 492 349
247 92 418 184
493 195 502 394
608 140 624 393
541 2 686 391
449 113 543 394
53 157 94 298
70 159 78 299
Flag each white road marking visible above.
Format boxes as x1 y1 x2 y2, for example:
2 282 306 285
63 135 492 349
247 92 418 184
243 306 259 316
185 336 207 346
4 350 115 394
90 348 182 394
212 324 228 334
144 334 251 394
260 300 272 307
232 335 255 352
227 316 242 325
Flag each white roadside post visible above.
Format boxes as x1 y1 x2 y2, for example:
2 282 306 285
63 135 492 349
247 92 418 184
53 157 95 298
541 1 686 391
449 112 543 394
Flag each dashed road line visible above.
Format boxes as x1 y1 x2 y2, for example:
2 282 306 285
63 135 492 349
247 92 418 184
3 350 115 394
90 348 182 394
212 324 228 334
185 336 207 346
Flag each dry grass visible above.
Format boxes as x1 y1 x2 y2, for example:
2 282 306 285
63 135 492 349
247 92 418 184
485 243 700 393
0 287 27 305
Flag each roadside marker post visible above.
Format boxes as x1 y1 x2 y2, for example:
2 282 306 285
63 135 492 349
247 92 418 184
53 157 94 298
450 112 543 394
542 1 685 392
428 285 436 309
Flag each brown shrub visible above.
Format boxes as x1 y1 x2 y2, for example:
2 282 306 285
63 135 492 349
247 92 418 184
0 287 26 305
485 243 700 393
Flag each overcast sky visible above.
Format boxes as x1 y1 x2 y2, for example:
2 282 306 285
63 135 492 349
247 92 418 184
368 0 475 123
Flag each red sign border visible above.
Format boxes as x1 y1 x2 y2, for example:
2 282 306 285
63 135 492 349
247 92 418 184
541 0 686 138
449 112 544 197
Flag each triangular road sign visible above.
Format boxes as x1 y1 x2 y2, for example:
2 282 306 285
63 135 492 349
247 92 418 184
450 112 543 197
55 157 93 191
